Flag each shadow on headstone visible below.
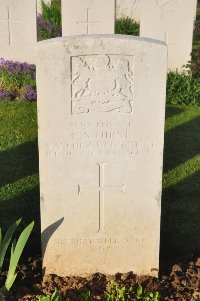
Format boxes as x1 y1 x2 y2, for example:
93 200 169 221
41 217 64 258
41 217 64 275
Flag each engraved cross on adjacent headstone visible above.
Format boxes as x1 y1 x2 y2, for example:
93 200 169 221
157 0 180 11
0 6 21 46
78 163 125 233
77 8 100 34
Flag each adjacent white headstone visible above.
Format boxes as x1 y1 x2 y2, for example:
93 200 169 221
0 0 37 63
62 0 115 36
116 0 141 21
140 0 197 70
36 35 167 277
37 0 51 15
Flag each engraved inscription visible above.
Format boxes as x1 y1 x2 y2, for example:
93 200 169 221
71 55 134 114
45 120 155 161
54 236 146 252
78 163 125 233
0 6 21 46
45 121 155 158
46 141 155 158
77 9 100 34
156 0 181 12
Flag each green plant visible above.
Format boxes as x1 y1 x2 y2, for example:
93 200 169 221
105 281 160 301
105 280 134 301
115 18 139 36
0 59 36 101
189 47 200 79
0 220 34 293
136 285 160 301
51 0 61 10
39 291 63 301
37 0 61 40
0 219 21 271
194 20 200 44
41 0 61 26
166 70 200 106
80 290 92 301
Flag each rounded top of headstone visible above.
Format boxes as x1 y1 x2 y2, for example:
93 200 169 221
36 34 167 48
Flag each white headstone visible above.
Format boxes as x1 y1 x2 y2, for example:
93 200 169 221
36 35 167 277
37 0 51 15
0 0 37 63
116 0 141 21
62 0 115 36
140 0 197 70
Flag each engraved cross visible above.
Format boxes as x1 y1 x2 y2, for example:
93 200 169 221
157 0 179 10
78 163 125 233
0 6 21 46
77 9 100 34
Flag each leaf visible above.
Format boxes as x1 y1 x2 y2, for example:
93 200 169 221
4 221 34 291
0 218 21 270
137 285 143 297
51 291 62 301
11 239 17 256
129 287 133 293
40 297 50 301
154 291 160 301
3 273 17 292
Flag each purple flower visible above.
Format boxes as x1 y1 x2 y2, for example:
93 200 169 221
27 90 37 101
0 58 36 73
0 90 8 98
26 84 33 89
0 58 37 101
37 14 62 40
19 85 37 101
0 90 12 100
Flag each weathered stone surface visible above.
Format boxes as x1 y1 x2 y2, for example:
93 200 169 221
0 0 37 63
116 0 141 21
140 0 197 70
36 35 167 277
62 0 115 36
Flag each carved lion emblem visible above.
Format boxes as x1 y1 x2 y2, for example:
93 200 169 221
71 55 134 114
156 0 181 11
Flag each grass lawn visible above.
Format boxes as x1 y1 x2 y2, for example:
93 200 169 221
0 103 199 258
0 102 40 253
161 106 200 257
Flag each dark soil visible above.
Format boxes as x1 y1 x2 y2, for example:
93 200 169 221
0 256 199 301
